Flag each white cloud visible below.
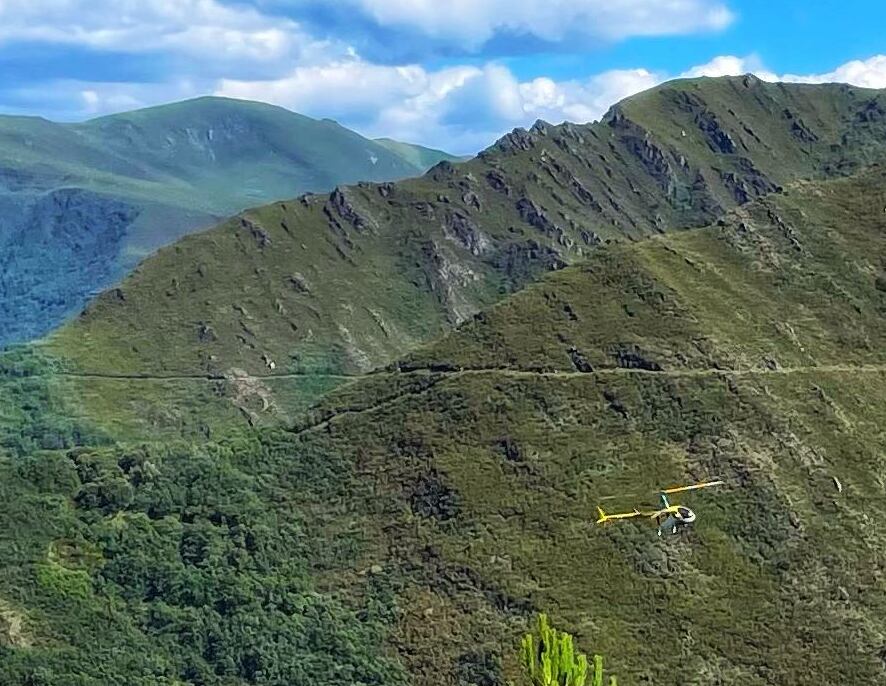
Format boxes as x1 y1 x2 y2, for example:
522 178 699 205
0 0 735 67
781 55 886 89
519 68 662 124
348 0 734 49
0 0 740 149
680 54 772 80
216 59 665 153
676 53 886 89
219 61 437 121
217 60 499 151
80 89 100 112
73 80 195 114
0 0 329 65
4 2 882 158
214 53 886 155
3 77 204 121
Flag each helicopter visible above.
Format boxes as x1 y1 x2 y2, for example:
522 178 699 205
595 480 725 537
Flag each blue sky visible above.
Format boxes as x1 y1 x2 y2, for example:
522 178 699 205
0 1 884 153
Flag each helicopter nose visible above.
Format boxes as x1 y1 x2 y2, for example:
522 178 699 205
682 508 697 524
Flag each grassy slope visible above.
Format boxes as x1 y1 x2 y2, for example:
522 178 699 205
0 97 449 346
42 76 886 438
401 171 886 373
285 168 886 684
2 170 883 685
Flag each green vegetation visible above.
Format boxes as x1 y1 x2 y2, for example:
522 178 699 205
270 170 886 684
0 96 457 346
521 614 615 686
401 170 886 374
0 435 410 685
3 166 885 683
0 348 110 456
2 78 886 684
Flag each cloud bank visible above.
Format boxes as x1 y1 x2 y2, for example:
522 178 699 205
216 53 886 153
342 0 734 49
1 1 885 154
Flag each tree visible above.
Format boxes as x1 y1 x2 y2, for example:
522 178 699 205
520 614 617 686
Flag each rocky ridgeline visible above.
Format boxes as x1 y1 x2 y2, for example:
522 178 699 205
55 77 886 376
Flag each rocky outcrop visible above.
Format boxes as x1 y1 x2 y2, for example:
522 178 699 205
324 186 379 234
484 169 512 195
782 108 819 143
426 160 458 182
419 240 481 324
516 198 561 237
608 344 664 371
287 273 311 294
663 92 739 153
608 113 682 196
568 346 594 372
720 158 781 204
483 127 538 157
239 217 271 248
442 211 490 256
489 240 567 290
697 110 737 154
856 98 886 124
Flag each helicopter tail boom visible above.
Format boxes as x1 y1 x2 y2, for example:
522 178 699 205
596 505 654 524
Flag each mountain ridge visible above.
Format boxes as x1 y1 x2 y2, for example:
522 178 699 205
40 77 886 442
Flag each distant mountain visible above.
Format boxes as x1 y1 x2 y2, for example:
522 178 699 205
0 96 460 345
374 137 471 169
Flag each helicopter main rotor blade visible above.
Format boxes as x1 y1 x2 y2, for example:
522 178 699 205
600 479 725 501
660 480 725 495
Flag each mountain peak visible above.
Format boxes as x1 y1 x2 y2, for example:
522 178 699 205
0 95 463 346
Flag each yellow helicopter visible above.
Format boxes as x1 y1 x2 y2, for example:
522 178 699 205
596 480 725 537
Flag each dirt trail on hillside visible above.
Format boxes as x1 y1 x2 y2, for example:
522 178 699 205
285 364 886 436
47 363 886 382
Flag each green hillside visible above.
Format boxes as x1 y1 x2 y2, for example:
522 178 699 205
0 97 455 346
2 167 884 685
43 76 886 436
298 167 886 685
